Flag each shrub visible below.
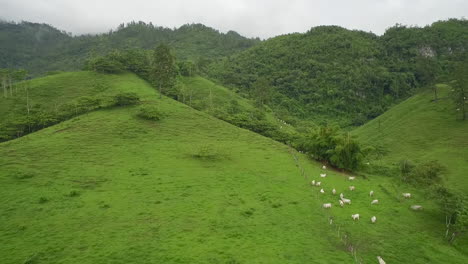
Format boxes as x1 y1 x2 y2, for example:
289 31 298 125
137 105 163 121
114 92 140 106
297 125 368 171
399 159 415 175
86 56 125 74
410 160 445 185
191 143 228 161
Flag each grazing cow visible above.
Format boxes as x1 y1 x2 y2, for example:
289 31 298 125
402 193 411 198
322 165 327 170
370 190 374 197
332 188 336 195
316 182 321 187
348 176 355 181
377 256 386 264
349 186 355 191
320 173 327 178
340 193 344 199
371 199 379 205
341 198 351 205
371 216 377 223
320 188 325 194
411 205 423 211
322 203 332 209
351 214 360 220
339 200 344 207
311 180 316 186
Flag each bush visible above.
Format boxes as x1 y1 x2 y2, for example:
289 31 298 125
114 92 140 106
86 56 125 74
191 143 228 161
410 160 445 185
297 125 368 171
137 105 163 121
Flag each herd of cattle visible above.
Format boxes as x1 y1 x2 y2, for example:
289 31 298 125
313 165 423 263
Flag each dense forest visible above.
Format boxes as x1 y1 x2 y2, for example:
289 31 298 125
206 19 468 126
0 20 259 75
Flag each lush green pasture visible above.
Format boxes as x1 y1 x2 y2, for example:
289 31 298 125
0 73 466 263
353 85 468 191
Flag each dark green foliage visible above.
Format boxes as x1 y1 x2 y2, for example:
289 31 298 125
0 21 259 76
114 92 140 106
151 44 178 97
431 186 468 243
297 125 367 171
450 56 468 120
402 160 446 185
399 159 415 175
85 56 125 74
178 60 196 77
137 104 163 121
207 19 468 126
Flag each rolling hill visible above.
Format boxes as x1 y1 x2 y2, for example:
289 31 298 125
353 84 468 192
0 72 466 263
0 21 259 75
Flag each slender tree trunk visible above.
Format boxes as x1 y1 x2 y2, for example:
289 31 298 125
8 76 13 96
159 83 162 99
2 77 7 98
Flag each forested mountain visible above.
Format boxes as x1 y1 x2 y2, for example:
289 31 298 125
0 21 259 75
206 19 468 126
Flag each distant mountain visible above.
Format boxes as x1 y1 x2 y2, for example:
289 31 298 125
206 19 468 126
0 21 260 75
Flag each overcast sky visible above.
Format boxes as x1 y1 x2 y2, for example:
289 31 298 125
0 0 466 38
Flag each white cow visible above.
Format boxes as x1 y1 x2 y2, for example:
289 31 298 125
402 193 411 198
332 188 336 195
371 199 379 205
411 205 423 211
322 203 332 209
320 173 327 178
351 214 360 220
348 176 356 181
339 200 344 207
320 188 325 194
377 256 386 264
369 190 374 197
341 198 351 205
339 193 344 199
311 180 316 186
349 186 355 191
322 165 327 170
371 216 377 223
316 182 321 187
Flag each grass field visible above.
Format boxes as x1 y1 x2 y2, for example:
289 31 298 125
353 84 468 192
0 73 466 263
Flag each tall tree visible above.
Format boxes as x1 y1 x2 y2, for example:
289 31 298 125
252 77 272 106
151 44 177 98
451 58 468 120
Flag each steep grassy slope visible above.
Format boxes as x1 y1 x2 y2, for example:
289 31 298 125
0 71 155 141
0 73 466 263
353 85 468 191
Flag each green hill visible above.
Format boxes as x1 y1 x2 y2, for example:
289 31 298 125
0 21 259 75
353 85 468 191
0 72 466 263
206 19 468 126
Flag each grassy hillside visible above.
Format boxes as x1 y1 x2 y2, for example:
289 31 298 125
353 85 468 191
0 71 155 141
0 73 466 263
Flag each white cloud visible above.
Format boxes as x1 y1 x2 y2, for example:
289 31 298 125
0 0 466 38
